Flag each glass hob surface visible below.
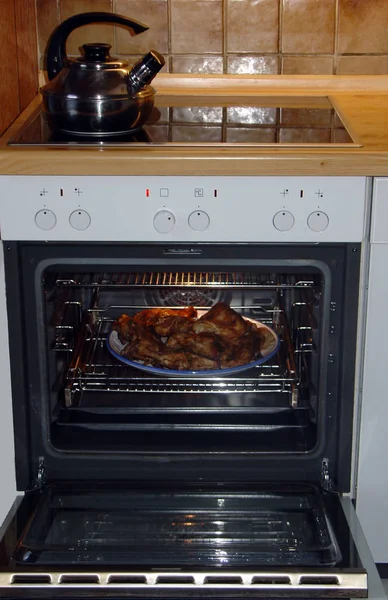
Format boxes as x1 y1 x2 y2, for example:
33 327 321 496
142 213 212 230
8 96 358 147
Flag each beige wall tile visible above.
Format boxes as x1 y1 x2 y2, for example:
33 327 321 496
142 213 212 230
280 108 332 127
227 106 277 125
34 0 388 82
282 0 335 54
171 126 222 142
171 1 222 53
337 55 388 75
338 0 388 54
227 55 278 74
60 0 113 56
334 128 353 143
280 128 331 143
227 0 279 53
172 55 223 73
282 56 334 74
115 0 168 54
144 124 169 141
172 106 223 123
226 127 277 142
36 0 60 64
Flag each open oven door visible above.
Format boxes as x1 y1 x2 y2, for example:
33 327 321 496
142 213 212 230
0 482 383 599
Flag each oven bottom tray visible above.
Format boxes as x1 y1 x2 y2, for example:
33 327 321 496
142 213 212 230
12 484 340 567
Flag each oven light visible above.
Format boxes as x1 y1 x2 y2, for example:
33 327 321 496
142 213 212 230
146 189 150 197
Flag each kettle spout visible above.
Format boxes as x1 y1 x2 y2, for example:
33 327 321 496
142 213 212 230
127 51 166 93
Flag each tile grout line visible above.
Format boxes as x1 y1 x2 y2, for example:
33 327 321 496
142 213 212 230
330 0 339 139
167 0 173 137
168 0 173 72
223 0 228 74
333 0 339 75
277 0 282 140
278 0 283 74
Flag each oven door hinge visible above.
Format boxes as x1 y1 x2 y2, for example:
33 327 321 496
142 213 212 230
34 456 47 489
321 457 332 491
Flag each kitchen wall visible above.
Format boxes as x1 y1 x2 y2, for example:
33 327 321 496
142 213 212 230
36 0 388 75
0 0 38 136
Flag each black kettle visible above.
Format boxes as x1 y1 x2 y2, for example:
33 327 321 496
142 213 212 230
40 12 165 136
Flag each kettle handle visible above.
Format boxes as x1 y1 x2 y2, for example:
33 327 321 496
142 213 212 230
46 12 149 80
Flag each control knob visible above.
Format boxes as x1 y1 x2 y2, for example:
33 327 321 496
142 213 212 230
69 210 91 231
307 211 329 232
188 210 210 231
35 209 56 230
154 210 175 233
273 210 295 232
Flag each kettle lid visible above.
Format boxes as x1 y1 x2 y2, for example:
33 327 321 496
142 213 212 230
72 43 128 70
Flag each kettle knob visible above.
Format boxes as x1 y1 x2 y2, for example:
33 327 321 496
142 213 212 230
82 43 112 62
127 51 166 93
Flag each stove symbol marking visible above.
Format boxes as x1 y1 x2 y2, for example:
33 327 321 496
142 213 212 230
280 189 289 197
40 188 48 197
194 188 204 198
74 188 83 196
315 189 324 198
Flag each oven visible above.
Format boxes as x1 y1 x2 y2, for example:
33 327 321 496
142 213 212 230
0 174 383 598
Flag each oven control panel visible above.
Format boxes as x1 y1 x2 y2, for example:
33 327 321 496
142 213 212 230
0 176 367 242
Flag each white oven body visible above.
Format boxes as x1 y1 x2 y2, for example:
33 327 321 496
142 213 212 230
0 175 370 524
0 174 385 599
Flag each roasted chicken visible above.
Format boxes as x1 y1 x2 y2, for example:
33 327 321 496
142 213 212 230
193 302 249 342
112 302 274 371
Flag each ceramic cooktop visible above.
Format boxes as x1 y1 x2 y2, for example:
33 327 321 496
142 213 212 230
8 96 359 148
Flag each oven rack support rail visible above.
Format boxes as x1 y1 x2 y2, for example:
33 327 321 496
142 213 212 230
0 570 367 598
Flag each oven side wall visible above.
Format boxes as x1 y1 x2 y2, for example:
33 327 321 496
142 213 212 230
356 177 388 564
0 245 17 521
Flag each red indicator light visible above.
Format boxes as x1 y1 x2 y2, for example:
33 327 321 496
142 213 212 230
214 190 218 197
146 189 150 197
60 189 64 197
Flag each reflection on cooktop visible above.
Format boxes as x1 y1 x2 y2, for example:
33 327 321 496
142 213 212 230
8 97 357 147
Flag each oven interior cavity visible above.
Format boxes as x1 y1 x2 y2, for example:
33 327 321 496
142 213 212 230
44 268 323 454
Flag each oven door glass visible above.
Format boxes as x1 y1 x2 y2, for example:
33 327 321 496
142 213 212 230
0 483 367 598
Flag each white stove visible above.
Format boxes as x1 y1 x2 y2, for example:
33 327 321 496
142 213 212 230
0 173 386 600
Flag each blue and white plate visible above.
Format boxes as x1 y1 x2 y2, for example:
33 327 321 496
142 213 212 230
106 314 280 378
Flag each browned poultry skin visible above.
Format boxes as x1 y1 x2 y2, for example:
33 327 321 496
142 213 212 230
133 306 196 330
166 331 223 359
220 329 262 368
188 354 219 370
113 303 271 371
121 321 165 364
192 302 249 342
113 314 133 343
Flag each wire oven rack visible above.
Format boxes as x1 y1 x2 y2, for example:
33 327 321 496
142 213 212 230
63 308 300 410
51 271 317 411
